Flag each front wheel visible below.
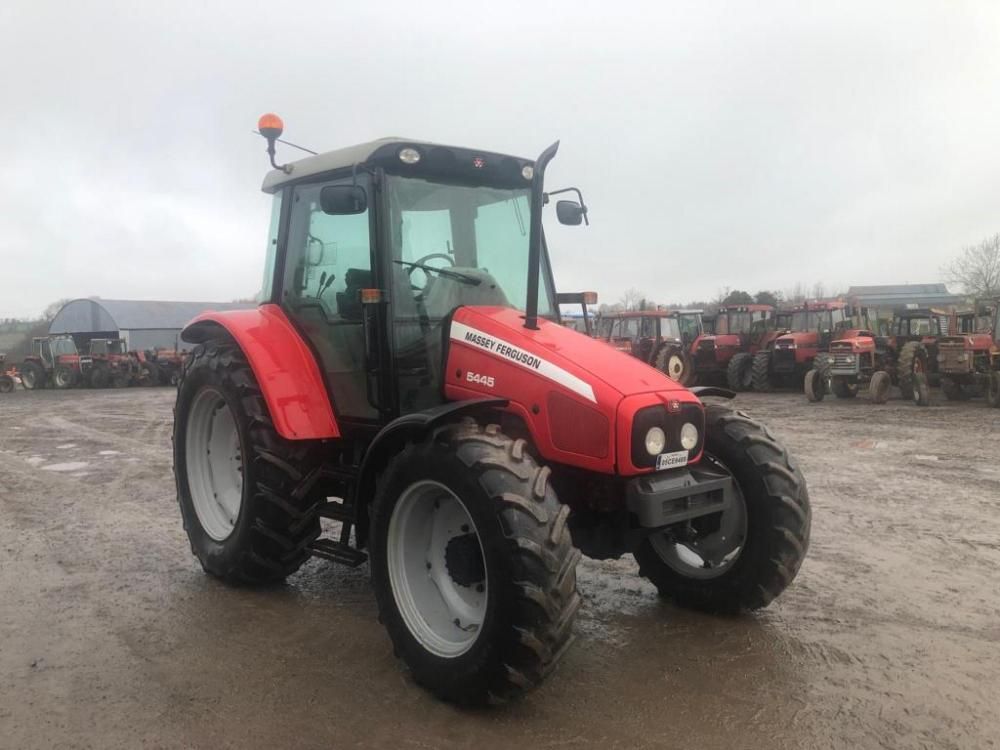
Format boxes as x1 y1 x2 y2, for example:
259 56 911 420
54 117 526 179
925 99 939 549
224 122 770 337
804 368 824 402
751 351 773 392
911 371 930 407
370 419 581 705
655 345 694 385
634 405 810 613
0 375 13 394
870 370 891 404
53 366 77 389
831 375 858 399
726 352 753 391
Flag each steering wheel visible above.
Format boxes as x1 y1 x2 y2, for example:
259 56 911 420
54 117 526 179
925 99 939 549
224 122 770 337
406 252 455 291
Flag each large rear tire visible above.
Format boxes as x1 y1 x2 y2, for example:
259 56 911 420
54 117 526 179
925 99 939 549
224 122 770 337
804 369 824 402
726 352 753 391
634 405 810 613
896 342 926 401
53 366 77 389
20 361 46 390
751 351 773 392
370 419 580 705
173 340 325 584
654 345 694 386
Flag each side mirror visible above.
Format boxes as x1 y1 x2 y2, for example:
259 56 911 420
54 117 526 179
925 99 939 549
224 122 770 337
320 185 367 215
556 200 585 226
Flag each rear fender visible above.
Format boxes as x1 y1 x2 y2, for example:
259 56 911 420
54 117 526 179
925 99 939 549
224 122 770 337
353 398 509 546
181 304 339 440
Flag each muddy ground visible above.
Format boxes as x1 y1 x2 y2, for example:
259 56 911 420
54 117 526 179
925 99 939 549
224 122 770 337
1 386 998 749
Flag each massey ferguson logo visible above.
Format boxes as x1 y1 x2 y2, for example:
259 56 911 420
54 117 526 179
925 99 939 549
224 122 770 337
472 157 486 169
463 330 542 370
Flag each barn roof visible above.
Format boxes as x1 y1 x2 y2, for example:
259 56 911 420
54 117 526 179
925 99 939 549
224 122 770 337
49 298 255 334
845 284 966 306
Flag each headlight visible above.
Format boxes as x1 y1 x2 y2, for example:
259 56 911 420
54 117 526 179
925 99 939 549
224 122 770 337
680 422 699 451
644 426 666 456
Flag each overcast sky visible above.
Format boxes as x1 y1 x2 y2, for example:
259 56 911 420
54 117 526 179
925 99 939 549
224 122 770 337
1 1 998 318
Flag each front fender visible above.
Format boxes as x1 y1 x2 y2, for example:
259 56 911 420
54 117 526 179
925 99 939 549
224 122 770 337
182 303 339 440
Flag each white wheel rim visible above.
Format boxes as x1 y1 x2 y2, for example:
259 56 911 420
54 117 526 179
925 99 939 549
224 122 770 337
185 388 243 541
668 354 684 379
387 480 487 658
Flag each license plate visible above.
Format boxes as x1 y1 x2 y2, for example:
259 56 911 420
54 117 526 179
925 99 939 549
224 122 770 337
656 450 689 470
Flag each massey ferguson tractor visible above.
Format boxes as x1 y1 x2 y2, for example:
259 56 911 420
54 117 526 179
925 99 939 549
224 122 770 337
689 304 784 390
751 301 850 392
937 302 999 403
598 310 695 384
85 338 138 388
172 116 811 705
888 306 951 398
20 335 87 389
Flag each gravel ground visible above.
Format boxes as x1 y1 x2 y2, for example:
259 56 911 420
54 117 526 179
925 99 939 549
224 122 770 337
1 386 998 749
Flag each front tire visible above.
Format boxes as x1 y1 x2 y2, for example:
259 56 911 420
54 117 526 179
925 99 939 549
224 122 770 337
173 340 325 584
751 351 773 392
655 345 694 385
0 375 13 394
53 366 77 389
896 342 926 400
940 377 969 401
370 419 580 705
870 370 891 404
726 352 753 391
804 368 824 402
986 371 1000 408
634 405 810 613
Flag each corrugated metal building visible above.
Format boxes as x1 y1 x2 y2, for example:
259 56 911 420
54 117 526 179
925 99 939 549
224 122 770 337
845 283 966 308
49 298 255 352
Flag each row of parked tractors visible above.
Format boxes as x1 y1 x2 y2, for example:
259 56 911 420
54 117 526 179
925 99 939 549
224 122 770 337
590 299 1000 407
0 335 186 392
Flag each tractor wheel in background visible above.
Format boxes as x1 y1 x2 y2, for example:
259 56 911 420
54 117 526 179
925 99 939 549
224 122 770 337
90 367 109 389
911 372 931 407
751 351 773 392
173 339 325 584
831 375 858 399
634 404 810 614
804 369 824 402
870 370 891 404
370 419 580 706
53 366 77 389
655 345 694 386
112 371 130 388
137 362 158 387
986 372 1000 408
896 342 926 401
19 361 45 390
726 352 754 391
940 377 969 401
0 375 13 393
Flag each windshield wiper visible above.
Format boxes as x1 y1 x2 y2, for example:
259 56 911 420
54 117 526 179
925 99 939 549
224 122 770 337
393 260 482 286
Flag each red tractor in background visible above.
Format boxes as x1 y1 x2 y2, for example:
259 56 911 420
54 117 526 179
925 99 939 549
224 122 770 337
0 354 15 393
19 335 87 390
690 304 788 391
751 301 851 392
139 348 188 386
171 117 811 706
886 306 953 399
598 309 695 384
936 301 999 403
86 338 139 388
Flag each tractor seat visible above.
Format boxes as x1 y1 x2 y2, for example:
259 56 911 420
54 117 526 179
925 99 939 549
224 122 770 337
336 268 373 321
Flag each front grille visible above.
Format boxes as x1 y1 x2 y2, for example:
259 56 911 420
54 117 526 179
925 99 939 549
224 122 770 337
772 348 795 372
831 352 858 372
696 341 716 367
938 344 972 373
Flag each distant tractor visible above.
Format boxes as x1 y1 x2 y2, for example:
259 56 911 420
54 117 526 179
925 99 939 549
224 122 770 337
690 304 782 390
142 348 188 386
86 338 138 388
752 302 851 392
20 336 86 390
0 354 15 393
937 302 999 403
598 310 694 384
887 306 952 399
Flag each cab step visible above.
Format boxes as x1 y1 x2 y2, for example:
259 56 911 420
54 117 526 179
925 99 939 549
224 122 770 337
309 539 368 567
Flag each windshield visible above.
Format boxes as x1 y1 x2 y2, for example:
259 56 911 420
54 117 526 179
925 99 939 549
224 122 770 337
897 317 936 336
774 313 792 330
720 312 752 334
51 338 77 356
677 314 702 340
386 176 555 320
660 317 681 339
791 309 844 331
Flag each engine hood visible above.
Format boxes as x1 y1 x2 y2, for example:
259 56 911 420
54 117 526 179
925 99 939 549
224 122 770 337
451 306 689 398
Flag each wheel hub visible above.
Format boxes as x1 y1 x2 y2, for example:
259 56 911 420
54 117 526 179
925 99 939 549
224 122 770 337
444 533 486 587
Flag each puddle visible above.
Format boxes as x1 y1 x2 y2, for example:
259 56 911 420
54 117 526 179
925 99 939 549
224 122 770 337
57 443 78 450
41 462 90 472
98 450 121 456
24 456 46 466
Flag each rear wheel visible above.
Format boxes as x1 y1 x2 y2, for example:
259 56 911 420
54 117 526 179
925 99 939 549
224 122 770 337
634 405 810 613
870 370 891 404
986 371 1000 408
20 361 45 390
751 351 773 392
726 352 753 391
53 366 77 389
0 375 13 394
370 420 580 705
173 340 325 584
90 366 109 389
654 345 694 385
896 342 926 400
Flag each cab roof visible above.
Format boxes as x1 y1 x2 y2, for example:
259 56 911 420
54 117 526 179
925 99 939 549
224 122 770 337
261 137 533 193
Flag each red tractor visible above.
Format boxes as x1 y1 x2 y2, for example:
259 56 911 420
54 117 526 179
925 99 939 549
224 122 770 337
0 354 15 393
598 309 695 384
139 348 188 386
690 304 787 391
86 338 138 388
19 335 86 390
936 301 999 403
751 301 851 392
884 306 954 398
172 118 810 705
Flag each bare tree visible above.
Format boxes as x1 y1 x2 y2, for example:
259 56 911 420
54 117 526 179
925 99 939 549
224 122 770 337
41 298 72 321
811 281 825 300
618 288 645 311
943 233 1000 298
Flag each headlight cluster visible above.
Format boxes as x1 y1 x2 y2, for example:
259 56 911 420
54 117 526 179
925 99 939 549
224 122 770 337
632 403 705 467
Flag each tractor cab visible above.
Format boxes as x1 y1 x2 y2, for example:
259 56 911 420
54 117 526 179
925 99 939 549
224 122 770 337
689 305 774 386
673 309 705 346
597 310 694 383
88 338 127 357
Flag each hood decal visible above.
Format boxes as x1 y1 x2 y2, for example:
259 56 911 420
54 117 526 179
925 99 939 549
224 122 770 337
450 320 597 403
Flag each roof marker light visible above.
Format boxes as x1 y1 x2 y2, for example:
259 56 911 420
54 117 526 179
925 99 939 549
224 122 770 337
522 165 534 180
399 148 421 164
